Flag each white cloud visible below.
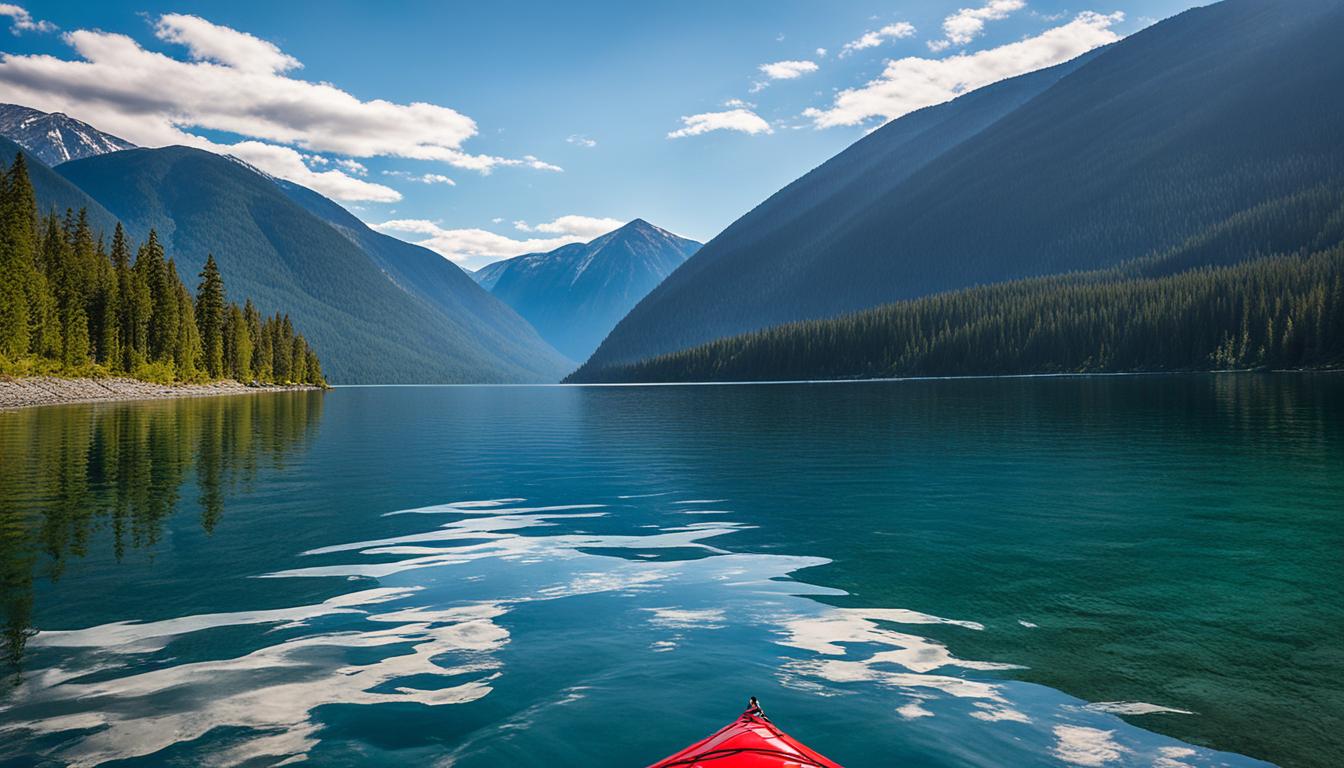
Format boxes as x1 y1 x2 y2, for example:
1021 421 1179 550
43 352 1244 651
933 0 1026 50
154 13 299 73
0 12 559 201
514 215 622 238
840 22 916 57
723 98 753 109
816 47 828 58
806 12 1124 128
0 4 54 34
334 158 367 175
667 109 772 139
204 139 402 202
566 134 597 148
373 215 622 269
382 170 455 185
758 59 819 80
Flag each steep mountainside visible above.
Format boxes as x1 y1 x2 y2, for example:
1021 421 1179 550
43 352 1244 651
57 146 571 383
276 179 574 374
474 219 700 361
0 104 135 166
0 135 119 236
570 185 1344 383
581 0 1344 372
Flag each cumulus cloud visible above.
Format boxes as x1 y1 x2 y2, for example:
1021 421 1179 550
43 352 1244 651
758 59 819 80
514 215 622 238
0 13 559 200
154 13 299 73
211 139 402 202
382 170 455 185
806 11 1123 128
566 134 597 148
0 4 54 34
930 0 1026 51
840 22 916 57
667 109 772 139
334 158 367 175
373 215 622 269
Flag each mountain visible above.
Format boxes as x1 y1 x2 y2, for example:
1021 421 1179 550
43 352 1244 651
275 178 576 375
570 186 1344 383
0 135 119 236
578 0 1344 374
473 219 700 361
0 104 135 166
56 146 572 384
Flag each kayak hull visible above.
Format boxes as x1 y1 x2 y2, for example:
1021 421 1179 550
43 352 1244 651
647 708 843 768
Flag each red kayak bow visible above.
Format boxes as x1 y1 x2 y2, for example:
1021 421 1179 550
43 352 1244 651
647 701 843 767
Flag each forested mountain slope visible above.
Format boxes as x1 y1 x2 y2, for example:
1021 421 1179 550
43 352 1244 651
276 179 574 375
474 219 700 360
0 136 118 237
581 0 1344 372
56 146 570 383
570 186 1344 383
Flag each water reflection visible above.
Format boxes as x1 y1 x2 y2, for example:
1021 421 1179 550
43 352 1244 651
0 377 1337 767
0 392 324 672
2 496 1270 767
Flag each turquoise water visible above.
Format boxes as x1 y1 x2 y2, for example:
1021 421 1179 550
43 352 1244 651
1 376 1340 767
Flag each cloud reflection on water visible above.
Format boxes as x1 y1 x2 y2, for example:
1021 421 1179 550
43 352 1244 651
3 497 1268 767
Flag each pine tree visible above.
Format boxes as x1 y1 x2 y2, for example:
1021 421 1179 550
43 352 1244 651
0 157 324 382
224 302 251 381
195 254 226 378
110 223 144 372
243 299 262 382
168 260 200 379
254 312 274 383
136 230 178 364
91 236 119 368
0 153 46 359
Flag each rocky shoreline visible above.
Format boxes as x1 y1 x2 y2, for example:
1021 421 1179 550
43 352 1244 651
0 376 322 410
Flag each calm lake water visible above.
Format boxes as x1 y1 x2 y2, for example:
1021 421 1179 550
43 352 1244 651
1 376 1340 768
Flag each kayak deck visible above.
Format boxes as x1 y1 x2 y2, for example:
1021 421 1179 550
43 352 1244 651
647 705 842 767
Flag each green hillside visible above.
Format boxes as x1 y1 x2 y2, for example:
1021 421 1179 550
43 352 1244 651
56 147 570 383
570 189 1344 383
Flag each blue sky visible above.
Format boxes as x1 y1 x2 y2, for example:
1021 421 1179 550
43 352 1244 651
0 1 1201 268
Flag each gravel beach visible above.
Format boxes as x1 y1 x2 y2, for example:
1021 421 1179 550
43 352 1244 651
0 376 321 410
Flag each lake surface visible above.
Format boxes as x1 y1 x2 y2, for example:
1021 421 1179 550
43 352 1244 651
1 376 1340 768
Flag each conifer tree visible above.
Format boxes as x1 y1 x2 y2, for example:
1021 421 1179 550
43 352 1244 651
225 302 251 381
195 254 226 378
110 223 146 372
91 236 119 367
136 230 178 364
0 154 324 383
254 310 274 382
168 260 200 379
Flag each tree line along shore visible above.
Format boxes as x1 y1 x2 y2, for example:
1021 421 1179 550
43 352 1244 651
0 152 326 398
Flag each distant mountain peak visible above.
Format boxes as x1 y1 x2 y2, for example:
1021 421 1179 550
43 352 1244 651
474 218 701 361
0 103 136 166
